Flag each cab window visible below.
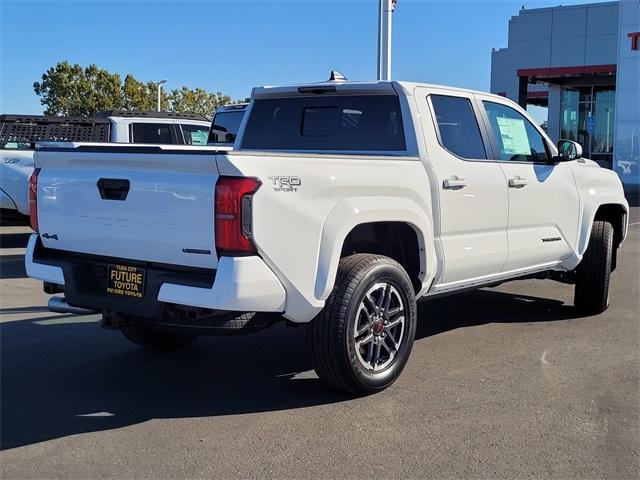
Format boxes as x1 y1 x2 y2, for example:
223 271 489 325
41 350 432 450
483 101 549 162
181 124 209 145
430 95 486 159
242 95 406 152
209 110 245 143
130 123 175 144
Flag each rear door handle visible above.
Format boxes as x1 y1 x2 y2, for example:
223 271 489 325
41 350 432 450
508 177 528 188
443 177 467 190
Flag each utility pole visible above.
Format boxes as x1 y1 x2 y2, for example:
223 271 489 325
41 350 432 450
377 0 396 81
155 79 167 111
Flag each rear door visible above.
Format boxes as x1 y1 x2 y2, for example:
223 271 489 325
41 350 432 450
35 144 220 269
415 88 508 288
478 96 579 271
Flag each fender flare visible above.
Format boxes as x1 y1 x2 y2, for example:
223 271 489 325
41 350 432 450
313 196 437 301
578 197 629 253
563 194 629 270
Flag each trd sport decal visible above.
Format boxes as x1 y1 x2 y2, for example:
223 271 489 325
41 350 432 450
267 176 301 192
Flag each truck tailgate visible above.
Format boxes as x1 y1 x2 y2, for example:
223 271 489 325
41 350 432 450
35 145 221 269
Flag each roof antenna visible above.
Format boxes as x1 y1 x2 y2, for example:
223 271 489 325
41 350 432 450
328 70 347 82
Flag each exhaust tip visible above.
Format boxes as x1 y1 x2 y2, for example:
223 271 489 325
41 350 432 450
48 296 96 316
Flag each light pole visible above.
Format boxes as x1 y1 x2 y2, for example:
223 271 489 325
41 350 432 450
155 79 167 111
377 0 396 81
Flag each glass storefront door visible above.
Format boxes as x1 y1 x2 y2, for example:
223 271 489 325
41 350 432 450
561 85 615 168
560 89 580 142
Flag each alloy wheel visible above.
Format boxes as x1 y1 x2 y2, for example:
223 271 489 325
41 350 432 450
353 282 405 372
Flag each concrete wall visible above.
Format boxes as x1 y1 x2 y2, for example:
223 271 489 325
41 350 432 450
490 1 640 189
490 2 619 102
613 0 640 189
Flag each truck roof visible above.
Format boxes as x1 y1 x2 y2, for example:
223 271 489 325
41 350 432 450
217 103 249 111
96 111 210 122
252 80 508 102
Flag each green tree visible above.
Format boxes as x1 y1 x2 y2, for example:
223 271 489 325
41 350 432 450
122 75 168 111
34 61 232 117
168 87 230 117
33 61 122 116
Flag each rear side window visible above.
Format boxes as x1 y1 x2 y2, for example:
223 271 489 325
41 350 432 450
181 124 209 145
130 123 175 144
430 95 486 160
242 95 406 152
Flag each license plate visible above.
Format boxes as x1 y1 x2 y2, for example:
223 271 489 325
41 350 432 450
107 264 145 300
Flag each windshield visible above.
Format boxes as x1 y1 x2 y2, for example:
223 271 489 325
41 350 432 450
208 110 245 143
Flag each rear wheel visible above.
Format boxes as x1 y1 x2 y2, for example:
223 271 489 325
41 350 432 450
574 220 613 315
121 324 198 350
309 254 417 395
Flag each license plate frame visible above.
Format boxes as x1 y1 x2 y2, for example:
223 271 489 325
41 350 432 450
107 264 146 300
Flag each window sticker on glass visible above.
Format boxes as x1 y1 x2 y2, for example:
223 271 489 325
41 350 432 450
496 117 531 156
189 130 208 145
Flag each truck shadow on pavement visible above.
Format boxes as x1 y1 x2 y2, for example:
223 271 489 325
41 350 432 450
0 288 576 450
415 289 576 338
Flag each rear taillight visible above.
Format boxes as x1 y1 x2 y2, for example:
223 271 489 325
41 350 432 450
215 176 261 256
29 168 40 232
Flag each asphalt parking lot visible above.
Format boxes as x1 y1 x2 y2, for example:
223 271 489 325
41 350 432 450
1 210 638 479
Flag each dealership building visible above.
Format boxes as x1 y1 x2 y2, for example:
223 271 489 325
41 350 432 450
491 0 640 190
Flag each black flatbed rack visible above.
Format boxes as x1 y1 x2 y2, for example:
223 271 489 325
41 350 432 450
0 114 111 144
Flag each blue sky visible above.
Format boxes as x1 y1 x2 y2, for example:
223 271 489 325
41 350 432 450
1 0 611 117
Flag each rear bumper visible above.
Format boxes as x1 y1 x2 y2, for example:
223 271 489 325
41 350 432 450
158 256 286 312
25 235 65 284
25 234 286 316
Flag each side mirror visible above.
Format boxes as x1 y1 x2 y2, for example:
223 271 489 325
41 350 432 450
557 139 582 161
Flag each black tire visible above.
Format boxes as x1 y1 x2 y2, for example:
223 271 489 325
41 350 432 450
121 324 198 350
309 254 417 395
574 220 613 315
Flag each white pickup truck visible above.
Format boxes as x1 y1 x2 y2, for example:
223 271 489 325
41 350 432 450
0 112 210 219
26 78 629 395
